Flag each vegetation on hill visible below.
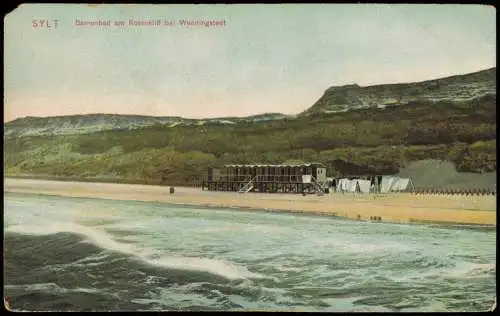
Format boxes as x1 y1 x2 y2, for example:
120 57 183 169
4 94 496 186
303 67 496 115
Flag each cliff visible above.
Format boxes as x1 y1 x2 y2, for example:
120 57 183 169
301 67 496 116
4 113 292 138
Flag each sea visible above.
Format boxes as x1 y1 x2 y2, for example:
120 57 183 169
3 192 497 312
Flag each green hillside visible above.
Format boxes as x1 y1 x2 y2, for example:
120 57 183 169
4 94 496 186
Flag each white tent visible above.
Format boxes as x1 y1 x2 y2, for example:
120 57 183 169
336 179 372 193
337 178 350 192
356 180 371 193
381 176 397 193
391 178 412 191
348 180 358 192
336 177 413 193
380 176 414 193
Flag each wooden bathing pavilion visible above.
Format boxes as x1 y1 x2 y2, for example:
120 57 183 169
202 163 329 194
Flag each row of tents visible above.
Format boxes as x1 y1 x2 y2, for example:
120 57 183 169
332 176 415 193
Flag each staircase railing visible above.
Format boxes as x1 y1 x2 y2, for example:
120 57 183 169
238 177 255 193
311 176 325 196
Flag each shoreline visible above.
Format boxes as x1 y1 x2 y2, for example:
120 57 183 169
4 178 497 227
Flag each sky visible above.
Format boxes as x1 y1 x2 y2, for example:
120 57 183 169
3 4 496 121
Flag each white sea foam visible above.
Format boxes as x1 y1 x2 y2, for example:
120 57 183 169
274 266 303 272
391 262 496 282
7 222 137 254
4 283 102 295
5 283 66 293
310 236 411 254
145 256 264 280
199 224 286 234
6 222 263 281
447 262 496 278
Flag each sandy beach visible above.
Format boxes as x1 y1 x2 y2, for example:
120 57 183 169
4 178 496 226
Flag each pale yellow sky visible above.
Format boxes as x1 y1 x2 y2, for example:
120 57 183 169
4 4 496 122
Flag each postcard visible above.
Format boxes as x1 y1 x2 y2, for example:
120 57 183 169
3 3 496 312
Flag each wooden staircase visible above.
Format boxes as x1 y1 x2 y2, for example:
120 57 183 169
238 177 255 193
311 176 326 196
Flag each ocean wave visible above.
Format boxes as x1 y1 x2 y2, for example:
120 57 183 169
309 236 410 254
5 222 264 281
46 253 121 271
145 256 265 281
448 262 496 278
274 265 303 273
408 253 455 269
5 193 496 312
198 223 287 234
390 262 496 282
4 283 102 295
